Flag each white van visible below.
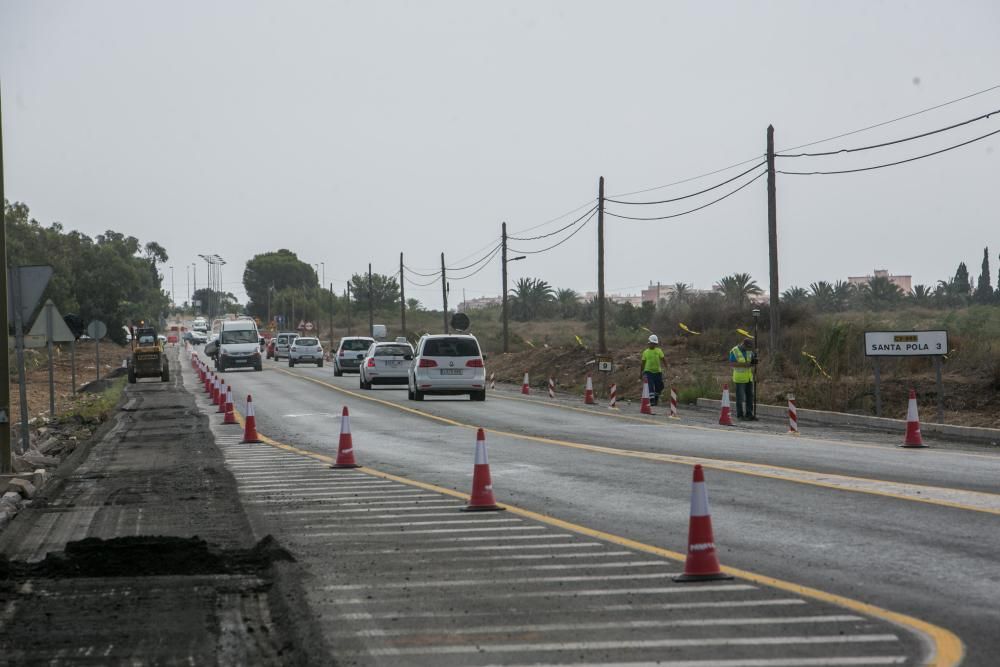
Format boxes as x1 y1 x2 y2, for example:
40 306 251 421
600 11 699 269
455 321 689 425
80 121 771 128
217 319 262 372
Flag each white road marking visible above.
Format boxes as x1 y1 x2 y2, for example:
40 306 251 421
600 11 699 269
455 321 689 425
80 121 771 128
487 658 907 667
301 525 547 537
332 585 758 604
262 502 459 515
324 572 679 590
244 493 442 505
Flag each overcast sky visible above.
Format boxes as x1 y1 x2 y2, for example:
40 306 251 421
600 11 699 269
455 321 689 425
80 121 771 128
2 1 999 308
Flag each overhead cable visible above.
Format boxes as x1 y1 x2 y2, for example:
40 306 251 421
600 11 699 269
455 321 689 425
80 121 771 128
447 242 503 271
776 127 1000 176
605 162 766 205
405 273 442 287
509 198 598 235
778 108 999 157
510 208 598 255
605 170 767 221
507 204 598 241
403 264 439 277
449 245 503 281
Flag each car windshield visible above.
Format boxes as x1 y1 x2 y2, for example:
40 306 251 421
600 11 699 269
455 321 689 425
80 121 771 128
221 330 258 344
375 345 411 357
422 338 479 357
295 338 318 346
342 339 373 351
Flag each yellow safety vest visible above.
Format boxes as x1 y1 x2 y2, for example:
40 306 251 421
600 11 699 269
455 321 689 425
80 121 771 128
731 346 753 384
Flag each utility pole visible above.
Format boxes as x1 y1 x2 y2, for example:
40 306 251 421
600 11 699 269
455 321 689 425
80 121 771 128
766 125 781 364
346 282 352 335
192 263 197 314
328 283 334 351
597 176 607 354
170 266 175 308
501 222 509 353
0 94 11 472
367 263 374 337
441 253 449 333
399 252 406 336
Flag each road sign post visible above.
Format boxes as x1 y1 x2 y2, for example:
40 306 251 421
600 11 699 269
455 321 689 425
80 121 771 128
87 321 108 383
864 330 948 420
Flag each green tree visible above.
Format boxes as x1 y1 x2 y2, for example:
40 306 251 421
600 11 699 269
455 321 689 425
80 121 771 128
975 247 993 304
953 262 972 297
555 288 580 319
860 276 903 310
715 273 762 310
809 281 837 312
781 286 810 306
670 282 692 304
243 249 317 318
510 278 554 321
909 284 934 307
349 272 400 311
406 298 423 312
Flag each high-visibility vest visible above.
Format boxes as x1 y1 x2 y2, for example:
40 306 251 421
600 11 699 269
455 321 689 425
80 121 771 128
731 346 753 384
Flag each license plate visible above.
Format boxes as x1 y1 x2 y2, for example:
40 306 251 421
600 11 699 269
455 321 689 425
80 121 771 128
301 355 313 360
386 360 402 367
235 359 247 364
440 369 463 375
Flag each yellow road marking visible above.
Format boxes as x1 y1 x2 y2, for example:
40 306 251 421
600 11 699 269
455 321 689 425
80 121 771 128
227 399 962 667
273 368 1000 517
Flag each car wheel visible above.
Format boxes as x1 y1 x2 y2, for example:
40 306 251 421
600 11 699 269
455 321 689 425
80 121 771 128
254 363 262 372
218 360 226 372
288 359 295 367
161 367 170 382
334 365 343 377
318 360 324 368
471 390 486 402
128 366 137 384
413 388 425 401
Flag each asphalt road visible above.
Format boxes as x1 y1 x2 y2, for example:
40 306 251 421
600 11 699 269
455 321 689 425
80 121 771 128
204 352 1000 666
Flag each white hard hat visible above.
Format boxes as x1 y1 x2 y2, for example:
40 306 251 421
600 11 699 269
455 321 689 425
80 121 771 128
648 334 659 344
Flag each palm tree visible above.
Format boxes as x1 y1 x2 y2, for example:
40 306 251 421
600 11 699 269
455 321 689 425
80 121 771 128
510 277 555 321
555 288 580 319
860 276 903 310
781 286 810 306
809 281 836 312
909 284 933 307
715 273 763 309
832 280 856 311
670 282 692 304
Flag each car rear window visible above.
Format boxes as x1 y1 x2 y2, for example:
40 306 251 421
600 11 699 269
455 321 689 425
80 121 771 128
342 339 374 351
295 338 318 346
422 338 480 357
375 345 411 357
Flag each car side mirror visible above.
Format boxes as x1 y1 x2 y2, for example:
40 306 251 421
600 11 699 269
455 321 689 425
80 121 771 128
356 353 364 360
482 353 488 361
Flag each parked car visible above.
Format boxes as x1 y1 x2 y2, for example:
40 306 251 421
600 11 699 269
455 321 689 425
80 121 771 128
407 334 486 401
359 341 414 389
189 330 207 344
333 336 375 376
266 338 277 359
273 332 299 360
216 320 263 372
289 336 323 367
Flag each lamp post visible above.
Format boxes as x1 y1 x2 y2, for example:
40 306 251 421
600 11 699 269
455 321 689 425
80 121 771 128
751 307 761 417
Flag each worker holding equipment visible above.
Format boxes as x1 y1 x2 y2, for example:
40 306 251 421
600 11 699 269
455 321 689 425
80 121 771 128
729 337 757 420
640 334 666 406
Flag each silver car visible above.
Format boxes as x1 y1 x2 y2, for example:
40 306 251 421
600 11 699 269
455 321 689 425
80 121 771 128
334 336 376 376
359 341 414 389
288 336 324 368
273 332 298 360
407 334 486 401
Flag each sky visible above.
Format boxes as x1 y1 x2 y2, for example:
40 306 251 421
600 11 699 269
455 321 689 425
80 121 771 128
2 1 999 309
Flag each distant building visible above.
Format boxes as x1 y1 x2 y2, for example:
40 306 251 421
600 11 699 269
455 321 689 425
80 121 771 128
582 291 644 306
641 282 676 304
847 269 912 294
459 296 502 310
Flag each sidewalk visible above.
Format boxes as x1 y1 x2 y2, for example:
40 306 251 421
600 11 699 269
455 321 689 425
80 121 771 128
0 348 327 665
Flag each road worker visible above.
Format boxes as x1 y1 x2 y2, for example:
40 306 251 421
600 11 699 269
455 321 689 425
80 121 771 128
639 334 666 406
729 337 757 420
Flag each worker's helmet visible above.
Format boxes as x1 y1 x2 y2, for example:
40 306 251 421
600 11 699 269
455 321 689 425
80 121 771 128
648 334 659 345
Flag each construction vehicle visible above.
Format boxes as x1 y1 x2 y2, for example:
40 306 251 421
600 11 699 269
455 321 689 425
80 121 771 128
128 325 170 383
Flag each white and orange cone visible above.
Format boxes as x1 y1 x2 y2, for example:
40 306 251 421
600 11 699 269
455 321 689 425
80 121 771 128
521 372 530 395
489 372 496 390
787 394 799 435
639 377 653 415
216 381 227 413
461 428 503 512
583 374 595 405
332 406 361 468
241 395 262 443
223 386 237 425
674 464 733 582
669 387 680 419
900 389 927 448
719 384 735 426
548 377 555 399
608 383 618 410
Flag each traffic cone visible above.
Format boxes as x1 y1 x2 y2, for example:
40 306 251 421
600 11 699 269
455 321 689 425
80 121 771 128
213 377 224 407
223 386 237 425
216 382 227 413
669 387 680 419
719 384 735 426
548 377 555 399
608 383 618 410
900 389 927 448
787 394 799 435
332 406 361 468
203 371 211 393
521 372 530 395
241 395 262 443
584 374 595 405
639 377 653 414
461 428 503 512
674 464 733 582
489 372 496 390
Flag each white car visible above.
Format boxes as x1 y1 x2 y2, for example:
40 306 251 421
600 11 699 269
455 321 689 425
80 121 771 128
288 336 324 368
359 341 414 389
407 334 486 401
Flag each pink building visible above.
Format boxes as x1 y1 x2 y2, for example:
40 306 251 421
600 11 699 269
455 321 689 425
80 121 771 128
847 269 912 294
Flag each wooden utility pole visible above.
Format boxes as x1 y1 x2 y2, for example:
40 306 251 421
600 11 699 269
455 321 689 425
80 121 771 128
346 282 352 335
328 282 334 350
597 176 607 354
441 253 449 333
367 263 374 337
501 222 509 353
399 252 406 337
766 126 781 362
0 94 11 472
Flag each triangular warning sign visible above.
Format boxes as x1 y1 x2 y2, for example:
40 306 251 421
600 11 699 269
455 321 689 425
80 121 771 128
27 300 77 343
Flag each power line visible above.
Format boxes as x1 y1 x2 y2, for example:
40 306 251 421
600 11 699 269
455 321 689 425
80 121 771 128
778 108 999 158
605 162 766 205
403 264 439 277
404 273 442 288
507 204 598 240
447 242 503 271
776 127 1000 176
605 170 767 221
510 208 598 254
449 245 504 281
509 197 598 235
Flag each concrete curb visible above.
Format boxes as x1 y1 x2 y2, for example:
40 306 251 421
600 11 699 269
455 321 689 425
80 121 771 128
695 398 1000 444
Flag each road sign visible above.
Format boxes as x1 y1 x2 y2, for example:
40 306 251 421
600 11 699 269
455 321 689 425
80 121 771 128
87 320 108 339
8 265 52 326
8 334 45 349
864 330 948 356
27 300 76 343
596 355 613 372
305 322 314 331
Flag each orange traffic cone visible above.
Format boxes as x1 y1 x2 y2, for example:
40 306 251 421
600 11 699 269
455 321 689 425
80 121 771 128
719 384 735 426
669 387 680 419
461 428 503 512
900 389 927 448
674 464 733 582
216 381 227 413
521 372 530 395
639 377 653 414
332 406 361 468
584 374 595 405
241 394 262 443
212 376 222 406
223 386 237 425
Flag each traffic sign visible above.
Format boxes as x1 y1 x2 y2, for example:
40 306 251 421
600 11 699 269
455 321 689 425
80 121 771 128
7 265 53 326
864 330 948 356
27 300 76 343
86 320 108 339
305 322 314 331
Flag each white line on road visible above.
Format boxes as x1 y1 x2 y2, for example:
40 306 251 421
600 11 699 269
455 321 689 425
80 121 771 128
245 493 442 505
301 525 547 538
262 502 460 515
323 572 679 590
332 585 758 604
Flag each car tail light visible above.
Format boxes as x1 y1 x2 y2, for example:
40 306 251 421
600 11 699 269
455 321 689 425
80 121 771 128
466 358 484 368
367 358 376 367
418 359 438 368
